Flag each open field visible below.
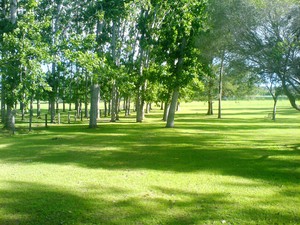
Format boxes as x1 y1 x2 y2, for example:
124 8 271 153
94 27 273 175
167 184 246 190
0 100 299 225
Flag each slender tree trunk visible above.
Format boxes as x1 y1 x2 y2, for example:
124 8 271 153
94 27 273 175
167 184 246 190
85 74 89 118
207 78 214 115
56 100 59 113
10 0 17 24
165 37 186 128
5 105 14 131
21 101 25 121
29 98 33 131
63 99 66 112
110 20 119 122
3 0 17 129
145 103 150 114
176 102 180 112
136 90 143 122
160 102 164 110
50 98 56 123
207 100 214 115
116 90 120 121
104 101 107 117
108 100 111 116
166 87 180 128
218 50 225 119
125 97 131 117
1 83 5 123
163 102 170 121
110 81 117 122
272 98 278 121
89 84 100 128
37 99 41 118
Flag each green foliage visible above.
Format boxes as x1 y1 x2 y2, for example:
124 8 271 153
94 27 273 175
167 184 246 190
0 4 50 106
155 0 207 89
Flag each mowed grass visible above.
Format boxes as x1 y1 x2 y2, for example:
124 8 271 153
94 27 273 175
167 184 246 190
0 100 299 225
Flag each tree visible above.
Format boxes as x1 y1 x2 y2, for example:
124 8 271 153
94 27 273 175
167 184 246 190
196 0 242 118
156 0 207 128
0 0 49 130
235 0 300 111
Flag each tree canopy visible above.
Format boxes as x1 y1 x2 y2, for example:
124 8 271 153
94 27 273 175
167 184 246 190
0 0 299 130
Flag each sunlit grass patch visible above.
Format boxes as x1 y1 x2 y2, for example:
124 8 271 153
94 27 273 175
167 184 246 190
0 100 299 224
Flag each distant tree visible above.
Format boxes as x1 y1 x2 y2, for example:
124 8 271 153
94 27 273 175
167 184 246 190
235 0 300 111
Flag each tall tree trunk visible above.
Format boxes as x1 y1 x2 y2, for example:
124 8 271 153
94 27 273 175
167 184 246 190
110 20 119 122
281 79 300 111
272 98 277 121
104 101 108 117
37 99 41 118
5 105 14 131
218 50 225 119
62 97 66 112
29 98 33 131
3 0 17 130
125 97 131 117
89 84 100 128
110 81 117 122
10 0 17 24
165 37 186 128
160 102 164 110
207 79 214 115
116 90 120 121
1 83 5 123
166 87 180 128
56 100 59 113
21 101 25 121
207 100 214 115
50 97 56 123
176 102 180 112
85 74 89 118
163 102 170 121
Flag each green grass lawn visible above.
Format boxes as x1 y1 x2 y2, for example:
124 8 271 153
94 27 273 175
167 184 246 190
0 100 299 225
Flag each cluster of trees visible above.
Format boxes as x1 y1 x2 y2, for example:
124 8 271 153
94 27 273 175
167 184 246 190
0 0 299 130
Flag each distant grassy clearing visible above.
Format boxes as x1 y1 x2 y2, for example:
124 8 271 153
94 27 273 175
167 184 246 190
0 100 299 225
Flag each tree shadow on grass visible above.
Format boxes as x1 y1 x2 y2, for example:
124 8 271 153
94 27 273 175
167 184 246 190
0 113 299 184
0 181 90 225
0 181 242 225
0 132 299 186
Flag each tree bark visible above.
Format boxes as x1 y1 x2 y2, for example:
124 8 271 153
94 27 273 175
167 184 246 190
29 98 33 131
207 78 214 115
125 97 131 117
218 50 225 119
50 98 56 123
37 99 41 118
5 105 14 131
85 74 89 118
163 102 170 121
10 0 17 24
166 87 180 128
165 36 186 128
110 81 117 122
89 84 100 128
281 80 300 111
272 98 277 121
207 100 214 115
104 101 108 117
1 87 5 123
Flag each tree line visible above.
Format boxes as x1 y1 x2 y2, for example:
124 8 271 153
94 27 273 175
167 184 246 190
0 0 299 130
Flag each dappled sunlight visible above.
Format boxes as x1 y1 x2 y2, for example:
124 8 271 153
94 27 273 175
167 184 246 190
0 101 299 224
